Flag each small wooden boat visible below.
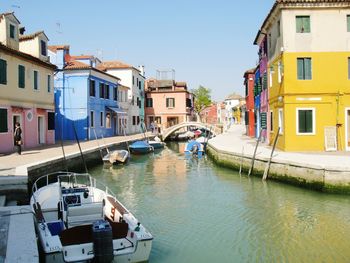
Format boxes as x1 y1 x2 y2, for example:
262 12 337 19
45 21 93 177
184 140 205 158
129 140 154 154
103 150 129 165
30 172 153 263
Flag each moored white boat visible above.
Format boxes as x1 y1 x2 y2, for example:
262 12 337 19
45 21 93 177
30 172 153 263
103 150 129 165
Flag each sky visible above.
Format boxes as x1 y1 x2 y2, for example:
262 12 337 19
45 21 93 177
1 0 275 101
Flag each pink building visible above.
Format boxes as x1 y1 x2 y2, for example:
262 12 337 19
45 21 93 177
144 79 195 131
0 13 56 153
199 104 218 125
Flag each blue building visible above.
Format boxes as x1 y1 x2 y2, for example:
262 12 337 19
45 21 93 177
254 67 261 139
48 46 121 140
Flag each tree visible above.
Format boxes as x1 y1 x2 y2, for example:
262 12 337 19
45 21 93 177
192 85 212 113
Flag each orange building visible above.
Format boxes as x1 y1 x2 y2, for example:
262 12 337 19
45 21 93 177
144 79 195 132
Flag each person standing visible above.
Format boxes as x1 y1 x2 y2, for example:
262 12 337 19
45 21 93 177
14 122 22 155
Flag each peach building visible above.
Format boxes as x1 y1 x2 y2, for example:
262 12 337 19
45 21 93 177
145 79 195 132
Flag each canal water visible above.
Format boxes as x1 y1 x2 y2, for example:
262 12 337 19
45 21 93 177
89 142 350 263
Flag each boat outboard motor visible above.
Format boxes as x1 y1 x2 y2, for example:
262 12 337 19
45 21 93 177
191 144 199 155
92 220 113 263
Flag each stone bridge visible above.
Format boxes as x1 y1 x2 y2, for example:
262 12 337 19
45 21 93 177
161 122 222 141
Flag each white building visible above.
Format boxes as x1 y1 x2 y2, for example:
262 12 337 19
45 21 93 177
97 61 145 134
224 93 242 126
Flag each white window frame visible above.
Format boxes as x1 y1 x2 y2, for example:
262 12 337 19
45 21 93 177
296 107 316 136
278 108 283 134
269 70 273 88
278 62 282 83
105 112 111 129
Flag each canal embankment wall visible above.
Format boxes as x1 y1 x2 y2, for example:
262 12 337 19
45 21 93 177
0 133 154 202
207 125 350 194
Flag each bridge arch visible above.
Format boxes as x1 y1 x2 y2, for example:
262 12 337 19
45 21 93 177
161 122 221 141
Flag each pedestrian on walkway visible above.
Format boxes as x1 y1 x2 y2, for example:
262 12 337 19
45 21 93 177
14 122 22 155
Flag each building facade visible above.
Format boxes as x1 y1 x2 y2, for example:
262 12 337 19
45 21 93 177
97 62 145 134
244 68 256 137
0 13 56 153
48 47 120 141
199 104 218 125
257 0 350 151
144 79 195 132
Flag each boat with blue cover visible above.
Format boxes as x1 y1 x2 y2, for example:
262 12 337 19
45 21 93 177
184 140 205 157
129 140 154 154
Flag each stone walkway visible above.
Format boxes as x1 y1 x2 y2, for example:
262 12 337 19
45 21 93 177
0 133 151 177
209 125 350 172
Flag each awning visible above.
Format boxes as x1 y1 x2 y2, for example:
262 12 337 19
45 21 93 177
106 106 127 115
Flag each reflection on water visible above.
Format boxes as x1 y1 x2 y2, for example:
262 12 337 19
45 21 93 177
89 142 350 263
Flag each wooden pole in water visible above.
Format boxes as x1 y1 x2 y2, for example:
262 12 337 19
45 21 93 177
248 128 263 177
262 127 280 180
239 146 244 176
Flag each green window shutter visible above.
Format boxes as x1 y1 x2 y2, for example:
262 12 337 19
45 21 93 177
296 16 302 33
305 110 313 133
34 71 38 90
18 65 25 88
173 98 175 107
297 58 304 79
303 16 310 33
298 110 306 133
0 108 8 132
261 112 267 129
0 59 7 84
47 75 51 92
166 98 169 107
347 15 350 32
304 58 312 79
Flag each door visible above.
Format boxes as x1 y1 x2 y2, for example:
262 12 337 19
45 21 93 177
38 116 45 144
13 115 22 145
347 109 350 151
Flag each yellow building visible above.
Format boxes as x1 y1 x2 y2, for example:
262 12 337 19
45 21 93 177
256 0 350 151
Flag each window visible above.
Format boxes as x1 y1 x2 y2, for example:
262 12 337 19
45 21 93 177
48 112 55 130
278 109 283 134
0 59 7 84
347 15 350 32
132 76 135 85
9 24 15 39
99 83 104 98
132 116 136 125
137 116 140 125
41 40 47 56
47 75 51 92
113 87 117 101
106 113 111 128
297 58 312 80
270 111 273 131
186 98 192 108
296 16 310 33
297 108 315 134
90 111 94 127
0 108 8 133
18 65 25 88
90 79 96 96
137 78 139 88
166 98 175 108
277 20 281 37
138 80 141 90
34 71 39 90
100 112 104 127
146 98 153 107
105 84 110 99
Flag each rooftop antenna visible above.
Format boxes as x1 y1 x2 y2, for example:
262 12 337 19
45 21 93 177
56 22 63 34
96 49 103 61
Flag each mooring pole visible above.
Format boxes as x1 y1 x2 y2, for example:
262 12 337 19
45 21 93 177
248 128 263 177
239 146 244 176
262 127 280 180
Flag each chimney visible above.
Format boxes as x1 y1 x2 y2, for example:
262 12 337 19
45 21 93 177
139 65 145 77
